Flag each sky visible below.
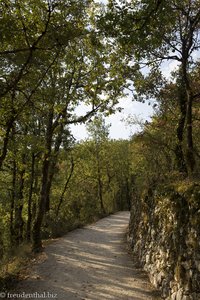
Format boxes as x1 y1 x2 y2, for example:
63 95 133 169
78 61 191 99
70 59 179 141
70 99 153 140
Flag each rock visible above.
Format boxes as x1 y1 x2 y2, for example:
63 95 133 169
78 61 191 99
146 254 151 264
171 292 176 300
171 284 178 294
182 296 192 300
157 271 165 285
176 289 183 300
195 261 200 272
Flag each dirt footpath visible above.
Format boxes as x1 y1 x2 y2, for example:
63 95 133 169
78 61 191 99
10 211 160 300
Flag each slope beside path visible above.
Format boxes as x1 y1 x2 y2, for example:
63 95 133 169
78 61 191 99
9 211 160 300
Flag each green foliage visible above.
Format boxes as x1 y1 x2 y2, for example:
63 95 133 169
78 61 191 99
129 60 200 193
47 134 131 236
0 0 131 256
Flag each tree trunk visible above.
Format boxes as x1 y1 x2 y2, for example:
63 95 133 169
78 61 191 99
175 82 187 174
125 177 131 210
45 124 64 213
26 153 35 242
182 61 196 175
56 157 74 216
32 111 53 252
97 154 105 215
14 158 25 245
186 91 195 174
32 155 51 252
0 116 14 169
10 159 17 242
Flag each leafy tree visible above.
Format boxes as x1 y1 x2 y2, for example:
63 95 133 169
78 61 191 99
100 0 200 176
86 115 111 214
50 136 131 226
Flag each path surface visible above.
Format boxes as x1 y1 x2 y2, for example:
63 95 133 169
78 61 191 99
11 212 160 300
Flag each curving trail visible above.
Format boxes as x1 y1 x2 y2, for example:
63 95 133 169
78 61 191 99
12 212 160 300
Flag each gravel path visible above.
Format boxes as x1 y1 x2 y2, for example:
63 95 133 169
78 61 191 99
10 211 160 300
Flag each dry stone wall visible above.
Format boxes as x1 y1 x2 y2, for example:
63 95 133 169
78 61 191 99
128 183 200 300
